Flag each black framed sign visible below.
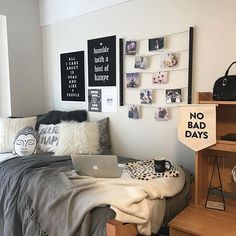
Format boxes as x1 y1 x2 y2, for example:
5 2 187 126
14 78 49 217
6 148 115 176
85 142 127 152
88 35 116 86
60 51 85 101
88 89 102 112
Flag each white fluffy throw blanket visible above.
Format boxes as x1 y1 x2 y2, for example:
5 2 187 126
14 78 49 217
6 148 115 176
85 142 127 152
46 167 185 235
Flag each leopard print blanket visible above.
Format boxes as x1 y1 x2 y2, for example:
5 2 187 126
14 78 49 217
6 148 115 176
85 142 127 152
125 160 179 180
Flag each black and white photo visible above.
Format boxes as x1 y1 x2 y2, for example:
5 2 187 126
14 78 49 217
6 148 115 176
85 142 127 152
134 56 148 69
140 89 152 104
125 40 137 55
126 73 140 88
154 107 169 121
149 37 164 51
166 89 182 103
128 105 140 119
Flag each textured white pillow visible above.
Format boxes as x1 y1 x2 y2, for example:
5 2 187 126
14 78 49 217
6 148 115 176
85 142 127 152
38 124 59 153
0 117 37 153
54 121 100 155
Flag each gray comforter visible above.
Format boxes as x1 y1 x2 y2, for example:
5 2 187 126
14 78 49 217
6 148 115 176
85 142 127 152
0 154 115 236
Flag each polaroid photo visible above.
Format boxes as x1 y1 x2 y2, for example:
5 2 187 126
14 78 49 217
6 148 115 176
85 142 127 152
154 107 168 121
140 89 152 104
152 71 168 84
125 41 137 55
160 53 178 68
134 56 148 69
126 73 140 88
128 105 140 119
166 89 182 103
149 37 164 51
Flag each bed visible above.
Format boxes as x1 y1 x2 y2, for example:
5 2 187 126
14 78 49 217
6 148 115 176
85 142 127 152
0 110 193 236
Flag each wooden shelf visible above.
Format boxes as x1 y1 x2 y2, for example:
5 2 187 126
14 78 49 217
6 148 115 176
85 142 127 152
197 92 236 105
170 92 236 236
198 198 236 215
196 93 236 220
208 139 236 152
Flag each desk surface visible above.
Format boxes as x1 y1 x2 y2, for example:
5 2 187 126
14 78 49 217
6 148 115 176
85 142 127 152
169 205 236 236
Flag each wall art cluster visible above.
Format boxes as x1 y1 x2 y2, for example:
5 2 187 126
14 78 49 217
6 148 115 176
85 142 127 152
124 28 193 121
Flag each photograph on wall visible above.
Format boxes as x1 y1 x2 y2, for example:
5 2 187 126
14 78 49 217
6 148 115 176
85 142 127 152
160 53 178 68
102 87 118 112
125 40 137 55
88 35 116 86
126 73 140 88
88 89 102 112
148 37 164 51
134 56 148 69
140 89 152 104
166 89 182 103
154 107 169 121
128 105 140 119
152 71 168 84
60 51 85 101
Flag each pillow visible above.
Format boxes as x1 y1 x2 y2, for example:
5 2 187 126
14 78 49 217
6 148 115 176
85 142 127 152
13 126 39 156
35 110 87 131
38 124 59 153
0 116 37 153
97 118 111 154
54 121 100 155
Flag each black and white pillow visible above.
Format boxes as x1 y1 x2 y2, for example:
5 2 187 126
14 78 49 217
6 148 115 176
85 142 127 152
0 116 37 153
13 126 39 156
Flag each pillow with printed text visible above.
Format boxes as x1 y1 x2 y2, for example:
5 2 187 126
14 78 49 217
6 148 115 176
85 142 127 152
38 124 59 153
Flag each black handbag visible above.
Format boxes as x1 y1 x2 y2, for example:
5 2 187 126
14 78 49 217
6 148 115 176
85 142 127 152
213 61 236 101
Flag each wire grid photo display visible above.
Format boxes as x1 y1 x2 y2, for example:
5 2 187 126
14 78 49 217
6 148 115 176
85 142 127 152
123 28 193 120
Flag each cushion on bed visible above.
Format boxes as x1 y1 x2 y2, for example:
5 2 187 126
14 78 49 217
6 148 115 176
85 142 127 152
13 126 39 156
0 116 37 153
97 117 111 154
54 121 100 155
35 110 87 131
38 124 59 153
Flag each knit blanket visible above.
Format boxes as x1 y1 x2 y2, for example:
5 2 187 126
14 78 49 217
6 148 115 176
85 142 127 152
0 154 114 236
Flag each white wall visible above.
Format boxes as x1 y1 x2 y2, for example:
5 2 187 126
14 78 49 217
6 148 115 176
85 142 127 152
39 0 130 26
0 0 45 117
41 0 236 172
0 15 11 117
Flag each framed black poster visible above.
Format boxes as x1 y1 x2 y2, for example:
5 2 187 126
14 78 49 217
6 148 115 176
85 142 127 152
88 35 116 86
60 51 85 101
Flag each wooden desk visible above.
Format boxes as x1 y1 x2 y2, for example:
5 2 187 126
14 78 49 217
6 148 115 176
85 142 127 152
169 205 236 236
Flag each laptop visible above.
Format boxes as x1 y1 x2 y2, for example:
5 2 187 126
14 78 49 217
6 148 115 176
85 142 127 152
71 154 123 178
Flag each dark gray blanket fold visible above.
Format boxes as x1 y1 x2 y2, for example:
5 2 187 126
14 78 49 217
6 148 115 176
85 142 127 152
0 154 115 236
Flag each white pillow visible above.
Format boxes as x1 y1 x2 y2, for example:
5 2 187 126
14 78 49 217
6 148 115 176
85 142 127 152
54 121 100 155
38 124 59 153
0 116 37 153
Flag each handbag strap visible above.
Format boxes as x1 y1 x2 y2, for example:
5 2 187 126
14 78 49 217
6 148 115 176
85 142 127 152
225 61 236 76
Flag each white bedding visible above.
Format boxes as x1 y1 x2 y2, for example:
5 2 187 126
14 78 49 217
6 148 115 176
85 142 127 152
62 166 185 235
0 152 15 163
